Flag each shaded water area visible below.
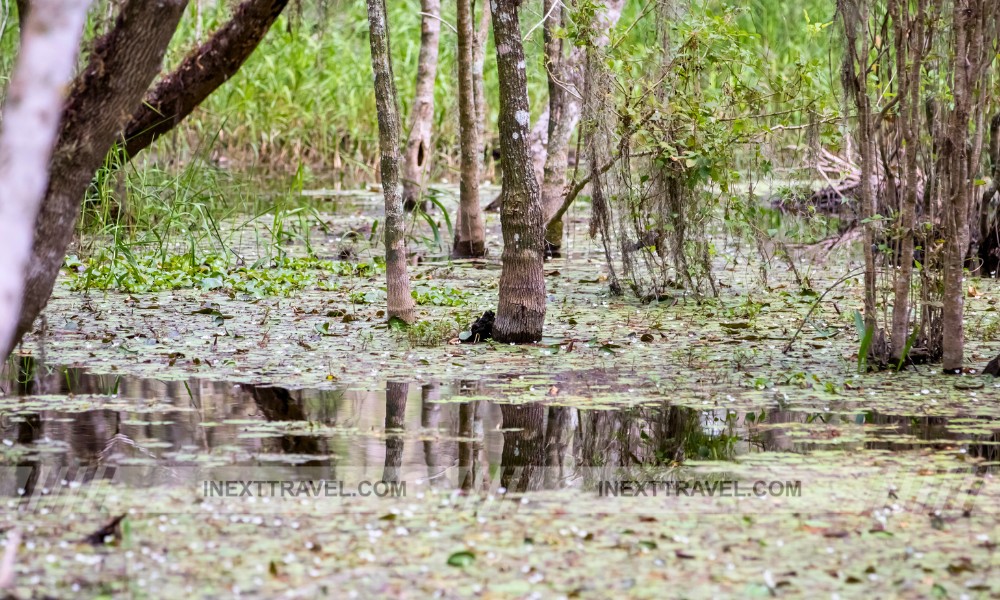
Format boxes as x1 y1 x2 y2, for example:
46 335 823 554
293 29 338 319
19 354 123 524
4 359 999 501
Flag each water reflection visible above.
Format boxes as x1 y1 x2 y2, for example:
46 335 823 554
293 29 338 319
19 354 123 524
2 360 998 497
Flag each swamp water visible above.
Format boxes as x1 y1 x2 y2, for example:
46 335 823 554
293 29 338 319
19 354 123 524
2 191 1000 597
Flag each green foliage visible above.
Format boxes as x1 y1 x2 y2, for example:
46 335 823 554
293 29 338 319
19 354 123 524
65 252 379 297
145 0 551 175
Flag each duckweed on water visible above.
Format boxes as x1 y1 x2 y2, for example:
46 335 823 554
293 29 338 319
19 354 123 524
65 252 382 296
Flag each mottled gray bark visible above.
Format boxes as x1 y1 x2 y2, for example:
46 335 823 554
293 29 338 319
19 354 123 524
6 0 189 360
940 0 993 373
0 0 90 356
367 0 416 323
491 0 546 343
401 0 441 211
453 0 486 257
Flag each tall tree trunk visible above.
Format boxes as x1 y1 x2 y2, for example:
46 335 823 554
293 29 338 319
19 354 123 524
473 0 490 161
889 0 926 364
122 0 290 160
541 0 624 254
839 0 880 363
367 0 416 323
0 0 90 357
401 0 441 211
491 0 546 343
5 0 189 361
940 0 993 373
453 0 486 257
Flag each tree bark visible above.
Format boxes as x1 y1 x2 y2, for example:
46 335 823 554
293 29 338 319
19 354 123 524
889 0 926 364
401 0 441 211
0 0 90 357
367 0 416 323
940 0 993 373
491 0 546 343
840 0 880 364
453 0 486 257
541 0 624 254
121 0 290 160
473 0 490 160
6 0 189 360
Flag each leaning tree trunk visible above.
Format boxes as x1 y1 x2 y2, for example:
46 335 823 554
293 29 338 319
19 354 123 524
453 0 486 257
0 0 90 356
5 0 189 361
367 0 416 323
401 0 441 211
491 0 546 343
122 0 290 160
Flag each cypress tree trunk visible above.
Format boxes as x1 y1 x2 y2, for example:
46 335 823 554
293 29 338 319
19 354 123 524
940 0 993 373
0 0 90 357
401 0 441 211
367 0 416 323
122 0 290 160
491 0 546 343
453 0 486 257
5 0 189 361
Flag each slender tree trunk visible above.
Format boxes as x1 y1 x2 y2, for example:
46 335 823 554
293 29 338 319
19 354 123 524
453 0 486 257
122 0 290 160
473 0 490 161
940 0 993 373
382 381 408 483
401 0 441 211
839 0 880 361
0 0 90 357
5 0 189 361
367 0 416 323
541 0 624 254
491 0 546 343
889 0 926 364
